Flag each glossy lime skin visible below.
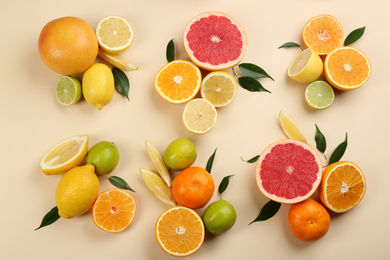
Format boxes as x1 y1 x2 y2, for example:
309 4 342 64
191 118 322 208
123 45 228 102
163 138 197 171
86 141 119 175
203 200 237 234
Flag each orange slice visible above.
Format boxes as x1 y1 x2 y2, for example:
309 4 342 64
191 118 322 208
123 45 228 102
319 161 366 213
154 60 201 104
324 46 371 90
302 14 344 55
155 206 205 256
92 188 137 232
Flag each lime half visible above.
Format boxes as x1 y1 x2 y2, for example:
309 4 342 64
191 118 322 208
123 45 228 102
305 81 335 109
56 76 82 105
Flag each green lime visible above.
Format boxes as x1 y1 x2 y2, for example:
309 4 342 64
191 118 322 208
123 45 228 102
86 141 120 175
163 138 197 171
305 81 335 109
56 76 82 105
203 200 237 234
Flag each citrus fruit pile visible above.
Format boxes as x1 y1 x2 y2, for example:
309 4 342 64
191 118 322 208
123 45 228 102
286 14 371 109
39 16 137 109
39 135 136 232
253 110 367 242
154 11 247 134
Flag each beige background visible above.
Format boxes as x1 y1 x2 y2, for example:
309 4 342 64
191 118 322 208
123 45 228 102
1 0 389 259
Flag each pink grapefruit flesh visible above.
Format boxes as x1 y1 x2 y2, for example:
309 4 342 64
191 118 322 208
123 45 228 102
183 12 247 71
255 139 322 204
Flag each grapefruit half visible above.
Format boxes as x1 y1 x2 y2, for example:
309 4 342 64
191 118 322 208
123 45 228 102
255 139 322 204
183 12 247 71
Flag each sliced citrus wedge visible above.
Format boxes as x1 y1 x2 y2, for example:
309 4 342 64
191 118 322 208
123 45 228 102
200 71 237 107
155 206 205 256
183 98 217 134
96 16 133 54
145 140 171 187
139 168 176 207
97 49 137 71
279 110 311 146
39 135 89 175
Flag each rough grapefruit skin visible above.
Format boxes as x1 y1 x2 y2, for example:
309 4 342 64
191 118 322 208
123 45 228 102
255 139 322 204
183 12 247 71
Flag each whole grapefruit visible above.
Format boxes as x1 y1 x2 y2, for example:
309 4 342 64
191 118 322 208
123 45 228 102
38 16 98 75
255 139 322 204
183 12 247 71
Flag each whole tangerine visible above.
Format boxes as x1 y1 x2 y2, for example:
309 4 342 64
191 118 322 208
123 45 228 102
38 16 98 75
288 198 330 242
172 167 214 209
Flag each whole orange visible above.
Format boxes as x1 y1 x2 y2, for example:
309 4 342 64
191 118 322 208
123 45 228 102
38 16 98 75
172 167 214 209
288 198 330 242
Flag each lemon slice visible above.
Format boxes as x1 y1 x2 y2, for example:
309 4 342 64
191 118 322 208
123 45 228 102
182 98 217 134
39 135 89 175
97 49 137 71
200 71 237 107
279 110 311 146
145 140 171 187
305 81 335 109
55 76 82 106
96 16 134 54
287 48 323 83
139 168 176 207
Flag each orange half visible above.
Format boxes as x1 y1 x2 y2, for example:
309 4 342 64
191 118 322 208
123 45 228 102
319 161 366 213
92 188 137 232
324 46 371 90
302 14 344 55
154 60 201 104
155 206 205 257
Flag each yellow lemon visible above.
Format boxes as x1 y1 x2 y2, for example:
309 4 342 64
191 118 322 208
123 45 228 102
287 48 323 83
55 164 100 219
82 63 115 109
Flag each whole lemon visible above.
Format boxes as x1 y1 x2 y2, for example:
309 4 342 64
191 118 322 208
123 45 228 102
38 16 98 75
86 141 120 175
55 164 100 219
82 63 115 109
163 138 197 171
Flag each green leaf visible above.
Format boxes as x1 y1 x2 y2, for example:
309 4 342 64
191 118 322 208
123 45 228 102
278 42 302 49
109 176 136 192
315 124 327 154
206 148 217 174
238 77 271 93
218 175 234 195
329 133 348 165
35 206 60 231
238 63 274 80
112 67 130 101
344 27 366 46
166 39 175 62
249 200 281 225
241 155 260 163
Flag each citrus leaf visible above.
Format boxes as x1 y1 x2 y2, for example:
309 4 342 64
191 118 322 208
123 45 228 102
315 124 327 154
166 39 175 62
278 42 302 49
35 206 60 231
206 148 217 174
109 176 136 192
329 133 348 165
219 175 234 195
238 77 271 93
344 27 366 46
112 67 130 101
249 200 281 225
238 63 274 80
241 155 260 163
